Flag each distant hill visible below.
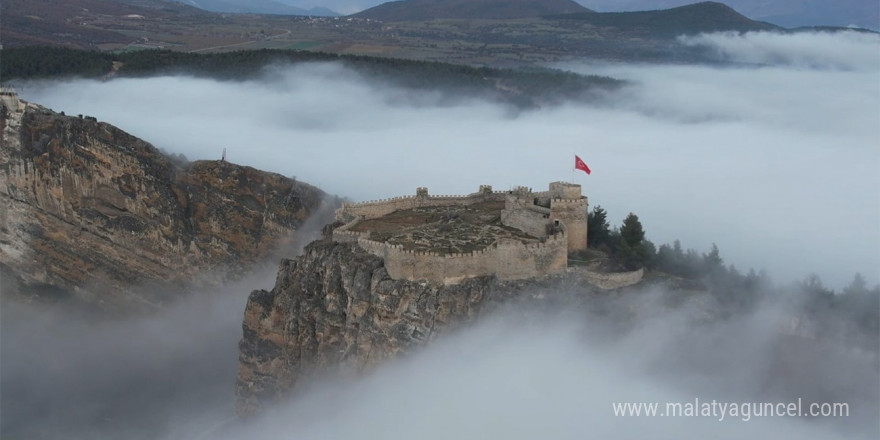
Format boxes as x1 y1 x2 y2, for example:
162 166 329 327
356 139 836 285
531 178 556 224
353 0 592 21
171 0 340 15
579 0 879 31
0 0 207 48
552 1 779 36
272 0 342 16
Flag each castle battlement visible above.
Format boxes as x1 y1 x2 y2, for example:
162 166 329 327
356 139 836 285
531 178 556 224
333 183 587 285
0 87 24 113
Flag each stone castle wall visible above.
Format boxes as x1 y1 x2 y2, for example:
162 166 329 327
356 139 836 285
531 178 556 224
495 233 568 280
0 89 23 112
333 183 585 285
550 197 588 252
500 201 550 238
580 267 644 290
549 181 582 199
357 230 567 285
331 218 368 243
336 191 507 222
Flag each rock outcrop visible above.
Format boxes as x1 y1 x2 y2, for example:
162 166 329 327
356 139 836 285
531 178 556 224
0 97 329 311
235 235 607 416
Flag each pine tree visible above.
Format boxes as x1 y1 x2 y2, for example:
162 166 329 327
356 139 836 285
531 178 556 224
587 205 611 248
615 212 647 270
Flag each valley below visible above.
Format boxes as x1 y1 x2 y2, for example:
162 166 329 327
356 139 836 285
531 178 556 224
0 0 854 66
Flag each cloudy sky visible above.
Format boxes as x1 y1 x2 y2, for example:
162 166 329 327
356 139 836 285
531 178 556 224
18 31 880 288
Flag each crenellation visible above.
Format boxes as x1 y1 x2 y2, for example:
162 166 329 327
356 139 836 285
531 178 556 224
332 182 586 285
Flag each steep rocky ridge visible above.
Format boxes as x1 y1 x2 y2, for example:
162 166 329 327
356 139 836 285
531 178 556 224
0 97 328 311
235 236 607 416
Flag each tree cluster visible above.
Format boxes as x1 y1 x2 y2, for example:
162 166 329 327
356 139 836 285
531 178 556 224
584 203 880 337
1 47 623 108
587 206 648 270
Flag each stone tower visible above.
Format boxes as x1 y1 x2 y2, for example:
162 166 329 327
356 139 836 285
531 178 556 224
548 182 588 252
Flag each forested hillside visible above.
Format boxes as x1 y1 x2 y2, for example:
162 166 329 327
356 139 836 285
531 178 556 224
1 47 623 107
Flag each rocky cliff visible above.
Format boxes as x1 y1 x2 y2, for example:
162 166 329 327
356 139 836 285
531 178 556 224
235 236 607 416
0 96 329 311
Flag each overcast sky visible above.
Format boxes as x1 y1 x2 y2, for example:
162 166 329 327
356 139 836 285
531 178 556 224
18 30 880 288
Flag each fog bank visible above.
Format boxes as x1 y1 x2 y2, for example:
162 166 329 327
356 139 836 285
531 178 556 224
0 200 334 440
4 282 877 439
17 32 879 288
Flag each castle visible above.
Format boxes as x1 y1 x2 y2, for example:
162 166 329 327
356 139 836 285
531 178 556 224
0 87 23 111
332 182 588 285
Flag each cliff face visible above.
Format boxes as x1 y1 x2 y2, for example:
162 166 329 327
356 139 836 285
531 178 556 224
0 98 327 311
236 240 491 415
235 237 602 416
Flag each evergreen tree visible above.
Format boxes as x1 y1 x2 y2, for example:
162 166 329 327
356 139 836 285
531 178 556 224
702 243 726 278
703 243 723 269
587 205 611 248
615 212 647 270
643 239 658 268
843 273 868 296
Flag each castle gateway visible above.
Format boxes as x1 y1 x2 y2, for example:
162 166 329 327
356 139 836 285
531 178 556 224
332 182 588 285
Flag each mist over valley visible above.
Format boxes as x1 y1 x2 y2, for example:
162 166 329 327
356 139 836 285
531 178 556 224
1 3 879 438
16 30 879 288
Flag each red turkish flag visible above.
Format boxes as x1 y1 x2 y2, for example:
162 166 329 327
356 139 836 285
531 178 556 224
575 155 591 175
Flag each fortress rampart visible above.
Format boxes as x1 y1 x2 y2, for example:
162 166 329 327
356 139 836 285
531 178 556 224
333 183 588 285
549 197 588 252
0 87 24 112
331 217 368 243
335 189 507 223
356 228 568 285
579 267 645 290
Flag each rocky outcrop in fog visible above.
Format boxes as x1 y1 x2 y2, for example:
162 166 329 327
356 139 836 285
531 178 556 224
236 236 879 433
237 240 496 416
234 235 625 416
0 97 327 311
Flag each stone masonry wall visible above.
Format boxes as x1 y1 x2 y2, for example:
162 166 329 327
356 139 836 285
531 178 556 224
331 218 367 243
356 231 567 285
336 191 507 222
549 181 582 199
332 184 582 285
551 198 588 252
581 267 644 290
495 234 568 280
500 202 550 238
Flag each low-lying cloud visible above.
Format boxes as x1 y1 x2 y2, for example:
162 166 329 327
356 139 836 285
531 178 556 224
213 297 877 440
17 32 879 289
679 30 880 71
4 282 876 439
0 200 336 440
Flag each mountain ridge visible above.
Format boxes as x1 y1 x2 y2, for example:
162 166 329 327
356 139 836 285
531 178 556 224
551 1 779 36
172 0 340 16
579 0 879 30
353 0 592 21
